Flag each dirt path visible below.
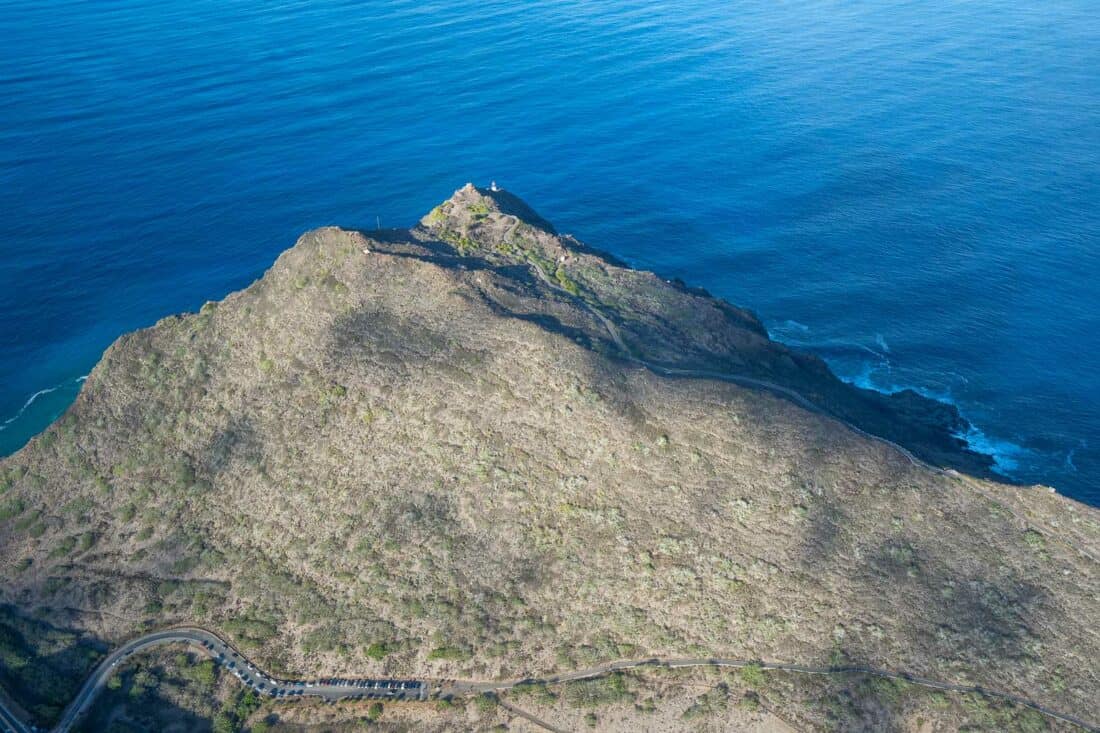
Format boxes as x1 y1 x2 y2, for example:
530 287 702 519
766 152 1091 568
445 656 1097 732
497 699 572 733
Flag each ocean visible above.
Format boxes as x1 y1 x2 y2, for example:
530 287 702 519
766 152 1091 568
1 0 1097 503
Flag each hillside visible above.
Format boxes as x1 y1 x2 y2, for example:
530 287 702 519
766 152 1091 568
0 185 1097 731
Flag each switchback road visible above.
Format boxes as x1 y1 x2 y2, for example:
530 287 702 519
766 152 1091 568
1 627 425 733
0 629 1095 732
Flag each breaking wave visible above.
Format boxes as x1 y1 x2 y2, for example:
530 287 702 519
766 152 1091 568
0 375 88 432
768 322 1032 480
954 424 1029 476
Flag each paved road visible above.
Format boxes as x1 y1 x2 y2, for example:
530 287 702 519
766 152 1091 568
0 700 29 733
0 629 1096 732
0 627 425 733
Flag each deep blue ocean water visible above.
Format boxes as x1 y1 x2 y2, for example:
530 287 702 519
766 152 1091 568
1 0 1097 503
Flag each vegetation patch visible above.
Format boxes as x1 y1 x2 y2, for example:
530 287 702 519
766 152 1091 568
564 671 635 708
682 682 730 720
427 645 472 662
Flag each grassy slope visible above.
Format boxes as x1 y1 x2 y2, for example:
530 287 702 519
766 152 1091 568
0 186 1097 730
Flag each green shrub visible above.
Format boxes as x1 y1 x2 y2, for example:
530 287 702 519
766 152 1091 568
212 712 235 733
1023 529 1046 550
427 645 471 661
0 601 95 700
364 642 389 660
234 689 261 720
62 497 94 518
512 681 557 704
180 659 217 689
48 536 77 559
555 265 580 295
0 498 25 521
740 663 765 687
223 618 278 645
129 669 158 698
564 672 634 708
682 683 729 720
13 510 40 532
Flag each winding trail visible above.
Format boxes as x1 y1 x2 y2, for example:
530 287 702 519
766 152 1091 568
447 656 1099 731
0 629 1095 732
522 236 924 467
521 244 1100 567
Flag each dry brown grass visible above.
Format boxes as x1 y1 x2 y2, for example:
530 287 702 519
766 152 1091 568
0 185 1097 730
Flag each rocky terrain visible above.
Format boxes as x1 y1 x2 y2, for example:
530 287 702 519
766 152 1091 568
0 184 1097 731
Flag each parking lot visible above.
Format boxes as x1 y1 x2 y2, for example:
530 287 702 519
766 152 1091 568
198 639 429 702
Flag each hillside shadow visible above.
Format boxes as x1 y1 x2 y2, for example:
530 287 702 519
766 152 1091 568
201 415 261 477
0 604 107 729
74 671 219 733
794 491 1054 708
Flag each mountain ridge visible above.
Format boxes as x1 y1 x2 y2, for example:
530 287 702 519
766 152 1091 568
420 183 992 477
0 185 1096 730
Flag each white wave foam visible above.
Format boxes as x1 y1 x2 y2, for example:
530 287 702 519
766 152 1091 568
770 328 890 363
1063 440 1087 473
768 320 812 341
843 361 958 403
839 359 1032 479
954 424 1028 476
771 324 1041 481
848 361 885 392
0 376 86 432
0 386 60 429
839 356 968 406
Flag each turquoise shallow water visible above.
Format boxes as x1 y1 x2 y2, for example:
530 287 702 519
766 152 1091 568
1 0 1098 502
